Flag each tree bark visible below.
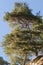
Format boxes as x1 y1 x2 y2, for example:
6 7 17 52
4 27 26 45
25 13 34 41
36 51 38 56
23 54 27 65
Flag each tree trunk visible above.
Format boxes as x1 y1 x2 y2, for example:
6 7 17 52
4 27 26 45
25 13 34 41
23 54 27 65
36 51 38 56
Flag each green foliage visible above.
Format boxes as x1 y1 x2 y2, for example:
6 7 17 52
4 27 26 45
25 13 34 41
2 27 43 64
4 3 42 27
2 2 43 65
2 27 43 54
0 57 9 65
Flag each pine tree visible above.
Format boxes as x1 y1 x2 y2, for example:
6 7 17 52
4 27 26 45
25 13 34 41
0 57 9 65
2 2 43 65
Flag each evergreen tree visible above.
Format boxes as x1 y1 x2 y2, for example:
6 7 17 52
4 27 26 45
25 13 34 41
0 57 9 65
2 2 43 65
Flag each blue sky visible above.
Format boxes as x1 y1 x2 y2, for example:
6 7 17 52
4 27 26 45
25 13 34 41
0 0 43 62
